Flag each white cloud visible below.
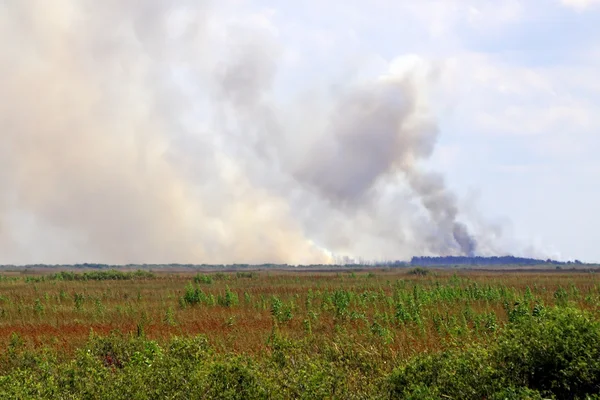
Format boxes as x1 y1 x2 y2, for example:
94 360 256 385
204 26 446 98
561 0 600 10
435 51 600 140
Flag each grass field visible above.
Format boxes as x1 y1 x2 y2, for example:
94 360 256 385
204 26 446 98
1 267 600 399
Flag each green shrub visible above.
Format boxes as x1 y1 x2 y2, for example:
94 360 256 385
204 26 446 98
496 306 600 398
203 358 272 399
181 283 209 306
49 269 155 281
408 267 430 276
388 306 600 399
193 274 213 284
217 286 239 308
236 271 256 279
270 296 293 324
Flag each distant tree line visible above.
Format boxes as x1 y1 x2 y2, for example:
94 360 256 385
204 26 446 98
410 256 584 266
0 257 591 271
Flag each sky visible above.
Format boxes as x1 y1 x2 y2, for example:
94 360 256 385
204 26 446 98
253 0 600 262
0 0 599 264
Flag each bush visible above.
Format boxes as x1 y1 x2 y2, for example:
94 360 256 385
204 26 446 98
236 271 256 279
388 306 600 399
407 267 430 276
496 306 600 398
48 270 154 281
203 358 272 399
181 283 210 306
217 286 239 308
193 274 214 284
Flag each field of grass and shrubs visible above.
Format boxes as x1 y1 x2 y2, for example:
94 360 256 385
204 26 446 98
0 268 599 398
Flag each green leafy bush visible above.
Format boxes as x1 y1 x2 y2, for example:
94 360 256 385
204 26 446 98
48 269 155 281
388 306 600 399
193 274 214 284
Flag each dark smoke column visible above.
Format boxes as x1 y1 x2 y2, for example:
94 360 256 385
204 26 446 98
290 68 479 257
453 222 477 256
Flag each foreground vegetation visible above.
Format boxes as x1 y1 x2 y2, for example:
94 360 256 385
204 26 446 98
0 268 599 398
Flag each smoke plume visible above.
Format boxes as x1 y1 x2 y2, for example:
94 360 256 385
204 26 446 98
0 0 482 264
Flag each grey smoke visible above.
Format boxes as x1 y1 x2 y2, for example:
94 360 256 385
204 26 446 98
453 223 478 257
298 80 434 205
288 77 478 256
0 1 482 264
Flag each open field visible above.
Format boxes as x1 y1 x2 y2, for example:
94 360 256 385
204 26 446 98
1 268 600 398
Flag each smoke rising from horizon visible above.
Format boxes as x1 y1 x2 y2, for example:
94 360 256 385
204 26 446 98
0 0 491 264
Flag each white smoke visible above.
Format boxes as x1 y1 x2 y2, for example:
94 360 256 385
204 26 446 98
0 0 488 265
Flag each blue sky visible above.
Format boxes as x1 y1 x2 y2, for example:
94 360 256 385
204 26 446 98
215 0 600 261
